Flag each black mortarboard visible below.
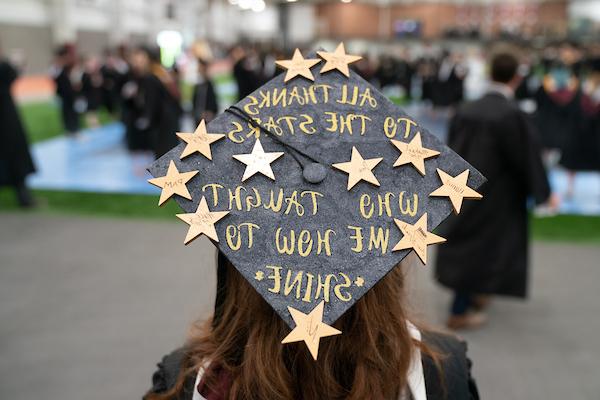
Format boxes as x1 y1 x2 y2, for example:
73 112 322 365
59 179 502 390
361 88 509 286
148 44 485 359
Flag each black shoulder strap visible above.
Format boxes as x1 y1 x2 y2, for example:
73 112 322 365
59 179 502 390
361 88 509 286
421 333 480 400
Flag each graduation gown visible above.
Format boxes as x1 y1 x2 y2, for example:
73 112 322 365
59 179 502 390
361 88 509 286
435 92 550 298
136 73 182 158
54 66 81 133
145 331 478 400
0 60 35 186
560 90 600 171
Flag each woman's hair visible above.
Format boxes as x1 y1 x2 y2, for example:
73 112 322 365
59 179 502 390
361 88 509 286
146 257 440 400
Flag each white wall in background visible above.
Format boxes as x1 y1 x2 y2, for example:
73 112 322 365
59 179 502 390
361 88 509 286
569 0 600 22
288 3 316 44
0 0 48 26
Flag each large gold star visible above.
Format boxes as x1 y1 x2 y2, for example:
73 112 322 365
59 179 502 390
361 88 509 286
392 213 446 265
317 42 362 77
281 301 342 360
429 169 483 214
332 146 383 190
176 196 229 245
390 132 440 175
232 138 284 182
148 160 198 206
275 49 321 83
176 119 225 160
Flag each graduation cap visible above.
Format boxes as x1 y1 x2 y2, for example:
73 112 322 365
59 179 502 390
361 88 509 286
148 43 485 360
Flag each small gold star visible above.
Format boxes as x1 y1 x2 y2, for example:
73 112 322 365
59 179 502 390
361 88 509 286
148 160 198 206
232 138 284 182
275 49 321 83
254 271 265 281
317 42 362 77
390 132 440 175
392 213 446 265
176 119 225 160
281 301 342 360
176 196 229 245
429 169 483 214
332 146 383 190
354 276 364 287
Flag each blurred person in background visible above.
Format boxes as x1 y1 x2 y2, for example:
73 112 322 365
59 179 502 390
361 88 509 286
435 50 553 330
534 42 580 169
431 49 467 109
231 45 262 101
52 44 81 136
0 43 36 207
128 46 181 159
192 58 218 124
101 47 128 116
80 55 103 128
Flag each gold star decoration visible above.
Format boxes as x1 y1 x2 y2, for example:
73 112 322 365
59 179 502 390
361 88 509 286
332 146 383 190
176 196 229 245
232 138 284 182
275 49 321 83
429 169 483 214
148 160 198 206
390 132 440 175
254 271 265 281
176 119 225 160
317 42 362 78
392 213 446 265
281 301 342 360
354 276 364 287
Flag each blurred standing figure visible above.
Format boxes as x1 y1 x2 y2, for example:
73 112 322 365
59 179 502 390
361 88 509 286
53 45 80 135
231 46 261 101
129 47 181 159
0 50 35 207
192 58 218 124
435 51 553 330
81 55 103 127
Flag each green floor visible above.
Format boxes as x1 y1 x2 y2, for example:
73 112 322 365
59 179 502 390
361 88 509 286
19 101 115 144
1 188 599 243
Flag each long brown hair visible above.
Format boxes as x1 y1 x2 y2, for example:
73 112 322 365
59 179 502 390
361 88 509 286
146 258 440 400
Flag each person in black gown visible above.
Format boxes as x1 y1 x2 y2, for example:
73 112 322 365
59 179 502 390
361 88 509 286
192 58 218 125
0 52 36 207
128 46 181 159
53 44 81 135
435 51 553 330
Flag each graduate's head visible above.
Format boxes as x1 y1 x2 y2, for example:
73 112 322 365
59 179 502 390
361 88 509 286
490 51 520 87
130 47 151 75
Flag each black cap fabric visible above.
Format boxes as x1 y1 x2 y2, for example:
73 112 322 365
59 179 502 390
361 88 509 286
148 47 485 330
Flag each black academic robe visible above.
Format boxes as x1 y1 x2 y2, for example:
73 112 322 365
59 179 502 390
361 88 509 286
54 66 81 133
145 332 479 400
137 73 182 159
192 80 218 125
0 60 35 186
435 92 550 298
560 91 600 171
533 85 579 151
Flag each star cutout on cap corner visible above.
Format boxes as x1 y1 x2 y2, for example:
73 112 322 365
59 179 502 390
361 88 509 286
429 169 483 214
317 42 362 78
332 146 383 190
148 160 198 206
232 138 284 182
281 301 342 360
392 213 446 265
390 132 440 175
176 119 225 160
275 49 321 83
176 196 229 245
